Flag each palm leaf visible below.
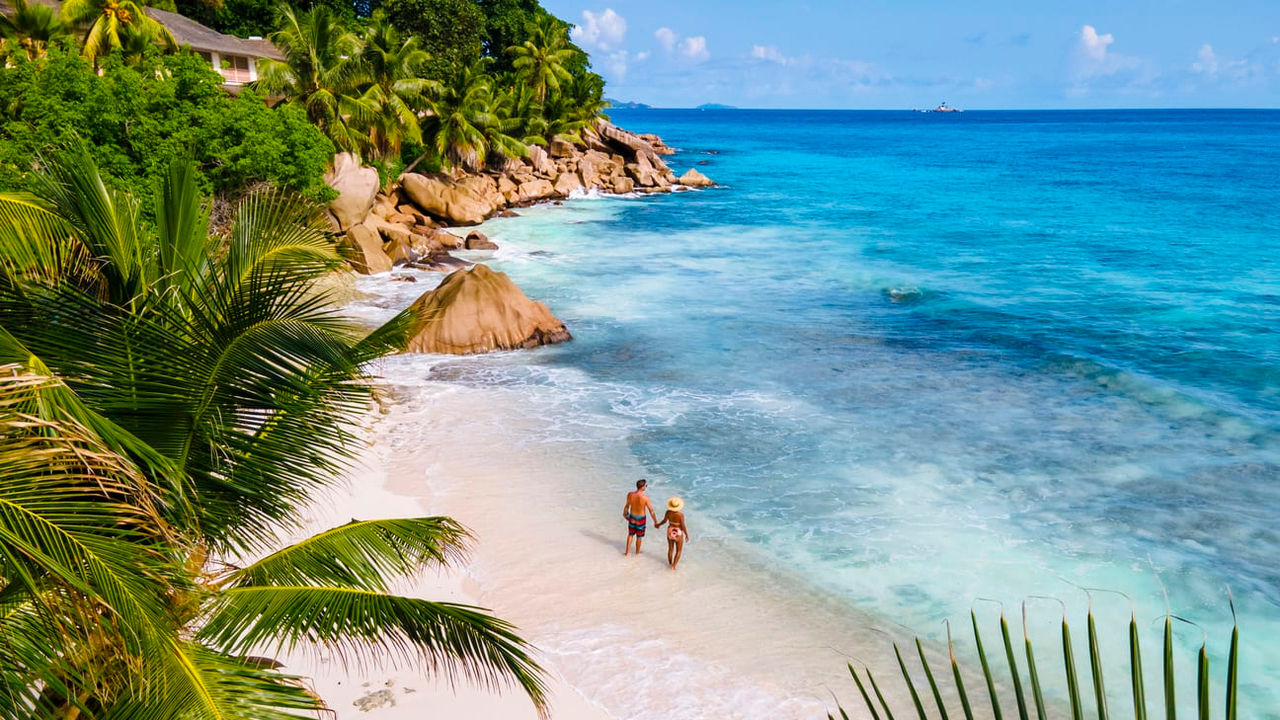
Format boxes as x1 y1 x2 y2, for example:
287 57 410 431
225 517 471 591
102 640 321 720
198 586 550 715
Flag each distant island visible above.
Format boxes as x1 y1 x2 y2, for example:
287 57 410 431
603 101 741 110
606 98 653 109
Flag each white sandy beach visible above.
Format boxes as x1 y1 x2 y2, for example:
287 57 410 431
268 356 938 720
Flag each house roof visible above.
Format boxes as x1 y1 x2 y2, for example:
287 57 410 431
145 6 283 60
2 0 282 60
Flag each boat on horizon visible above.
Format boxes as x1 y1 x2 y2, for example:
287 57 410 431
914 101 964 113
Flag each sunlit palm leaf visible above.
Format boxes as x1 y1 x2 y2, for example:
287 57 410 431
199 586 550 716
226 517 470 591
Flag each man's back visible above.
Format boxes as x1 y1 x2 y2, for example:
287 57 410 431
626 490 650 516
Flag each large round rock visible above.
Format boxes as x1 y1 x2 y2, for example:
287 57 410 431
403 265 571 354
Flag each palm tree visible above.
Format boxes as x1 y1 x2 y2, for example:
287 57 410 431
0 365 188 719
0 0 68 59
0 145 550 717
255 5 371 154
354 14 439 161
494 81 549 145
507 15 577 105
419 59 498 172
58 0 175 63
116 20 155 65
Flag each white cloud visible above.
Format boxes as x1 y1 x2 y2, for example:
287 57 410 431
654 27 677 52
572 9 627 51
680 35 709 62
1190 43 1262 83
603 50 629 80
1079 25 1114 63
635 50 651 61
1192 44 1219 75
751 44 792 65
1069 24 1147 95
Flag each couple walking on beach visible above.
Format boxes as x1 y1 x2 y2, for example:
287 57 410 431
623 479 691 569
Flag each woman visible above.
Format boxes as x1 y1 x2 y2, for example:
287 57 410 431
655 497 691 570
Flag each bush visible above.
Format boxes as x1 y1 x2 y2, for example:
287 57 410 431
381 0 484 79
0 43 335 214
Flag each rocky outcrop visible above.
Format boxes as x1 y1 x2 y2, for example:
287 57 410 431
678 168 716 187
332 122 698 276
325 153 380 231
515 179 555 204
403 265 571 354
553 171 583 196
526 145 556 176
638 133 675 155
341 225 392 274
464 231 498 250
549 138 576 158
401 173 504 226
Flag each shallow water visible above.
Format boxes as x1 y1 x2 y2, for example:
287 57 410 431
349 109 1280 716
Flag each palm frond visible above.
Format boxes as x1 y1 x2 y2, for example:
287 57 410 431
838 603 1242 719
199 586 550 716
102 640 321 720
0 367 185 713
225 517 470 591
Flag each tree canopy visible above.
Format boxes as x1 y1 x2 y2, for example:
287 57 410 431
0 44 335 214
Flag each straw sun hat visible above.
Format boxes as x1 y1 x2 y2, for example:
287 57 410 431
666 497 685 512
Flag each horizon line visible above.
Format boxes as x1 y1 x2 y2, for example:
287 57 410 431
608 105 1280 112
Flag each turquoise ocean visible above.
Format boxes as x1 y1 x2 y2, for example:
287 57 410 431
369 109 1280 714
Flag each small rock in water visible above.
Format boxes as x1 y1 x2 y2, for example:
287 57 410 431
465 230 499 250
389 274 418 283
883 286 925 303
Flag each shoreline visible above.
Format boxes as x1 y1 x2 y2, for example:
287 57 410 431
282 367 865 718
313 191 950 717
272 416 616 720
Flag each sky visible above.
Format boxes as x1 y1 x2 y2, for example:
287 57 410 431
542 0 1280 108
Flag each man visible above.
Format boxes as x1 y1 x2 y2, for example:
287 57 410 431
622 479 659 556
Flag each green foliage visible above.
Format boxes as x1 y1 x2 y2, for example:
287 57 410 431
416 58 524 171
256 5 371 153
59 0 176 62
381 0 484 79
0 0 69 59
474 0 538 70
180 0 278 38
0 46 335 213
842 603 1242 719
355 13 439 159
0 147 550 717
507 13 575 104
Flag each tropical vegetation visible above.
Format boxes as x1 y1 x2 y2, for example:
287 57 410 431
254 1 606 173
0 0 614 711
0 144 549 717
0 0 68 59
1 0 609 200
0 45 335 213
58 0 176 62
839 601 1240 719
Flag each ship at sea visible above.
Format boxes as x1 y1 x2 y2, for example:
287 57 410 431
914 101 963 113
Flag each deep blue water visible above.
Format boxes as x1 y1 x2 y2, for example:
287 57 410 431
460 110 1280 711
